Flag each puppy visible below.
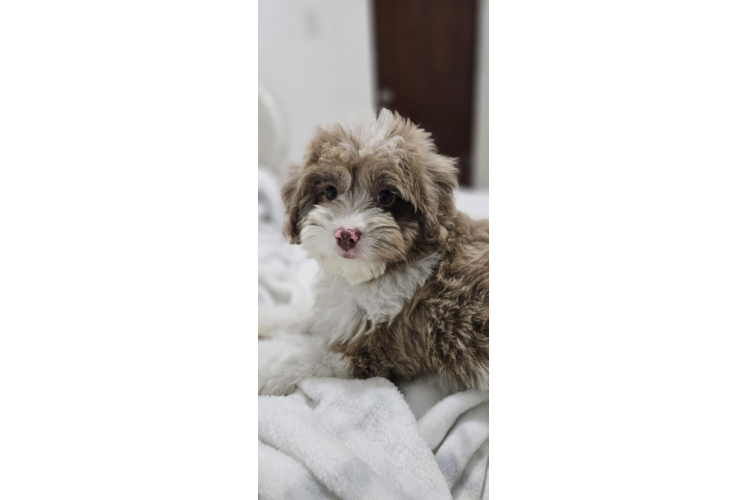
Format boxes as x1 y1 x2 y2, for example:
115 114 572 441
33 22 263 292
259 109 488 395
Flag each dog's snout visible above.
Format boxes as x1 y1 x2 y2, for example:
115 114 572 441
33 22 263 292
335 227 361 251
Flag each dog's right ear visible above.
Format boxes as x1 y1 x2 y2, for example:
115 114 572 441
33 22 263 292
280 164 304 244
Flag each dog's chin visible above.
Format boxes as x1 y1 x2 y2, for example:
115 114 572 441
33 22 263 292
314 252 387 285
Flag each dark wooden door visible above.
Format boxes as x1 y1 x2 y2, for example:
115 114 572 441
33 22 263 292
374 0 478 186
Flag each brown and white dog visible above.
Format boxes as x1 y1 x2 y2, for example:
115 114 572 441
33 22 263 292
259 109 488 395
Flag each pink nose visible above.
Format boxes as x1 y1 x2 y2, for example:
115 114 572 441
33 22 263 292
335 227 361 251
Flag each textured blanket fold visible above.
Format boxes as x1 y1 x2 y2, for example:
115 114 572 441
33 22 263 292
402 380 490 500
259 377 488 500
259 377 452 500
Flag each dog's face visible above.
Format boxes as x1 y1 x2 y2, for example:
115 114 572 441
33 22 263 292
281 110 458 284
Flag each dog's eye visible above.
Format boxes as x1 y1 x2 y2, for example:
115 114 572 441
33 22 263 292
325 186 338 200
377 190 395 206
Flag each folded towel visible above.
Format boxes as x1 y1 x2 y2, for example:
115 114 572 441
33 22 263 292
259 377 452 500
259 377 489 500
402 380 490 500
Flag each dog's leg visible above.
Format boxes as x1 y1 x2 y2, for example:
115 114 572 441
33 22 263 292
258 332 349 396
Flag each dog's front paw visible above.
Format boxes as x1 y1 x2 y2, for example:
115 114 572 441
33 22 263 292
258 372 298 396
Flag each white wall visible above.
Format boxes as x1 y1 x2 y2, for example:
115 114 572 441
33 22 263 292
259 0 376 174
472 0 489 190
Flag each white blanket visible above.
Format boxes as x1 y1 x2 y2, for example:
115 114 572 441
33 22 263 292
259 377 488 500
258 168 489 499
402 380 490 500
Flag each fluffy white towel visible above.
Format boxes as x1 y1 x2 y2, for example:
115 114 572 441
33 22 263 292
259 377 453 500
401 380 490 500
259 377 489 500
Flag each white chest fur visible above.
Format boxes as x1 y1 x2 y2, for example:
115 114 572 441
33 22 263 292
311 253 439 344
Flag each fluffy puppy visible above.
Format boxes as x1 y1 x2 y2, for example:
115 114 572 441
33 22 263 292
259 109 488 395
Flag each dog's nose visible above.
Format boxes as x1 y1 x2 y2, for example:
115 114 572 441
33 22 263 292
335 227 361 251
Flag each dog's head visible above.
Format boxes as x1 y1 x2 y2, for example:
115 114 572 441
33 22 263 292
281 109 458 284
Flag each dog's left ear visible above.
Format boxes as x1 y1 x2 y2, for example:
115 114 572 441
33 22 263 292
280 165 304 244
385 110 459 244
